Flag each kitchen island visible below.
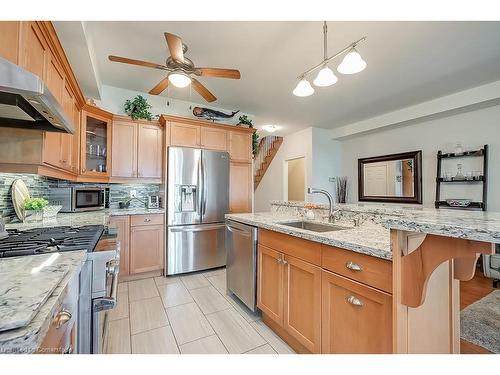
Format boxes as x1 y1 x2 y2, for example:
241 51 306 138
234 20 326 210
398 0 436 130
227 202 498 354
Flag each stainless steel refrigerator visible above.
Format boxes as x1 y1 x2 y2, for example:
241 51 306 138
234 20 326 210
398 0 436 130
166 146 230 275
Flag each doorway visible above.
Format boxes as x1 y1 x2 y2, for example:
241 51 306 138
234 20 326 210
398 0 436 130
286 157 305 201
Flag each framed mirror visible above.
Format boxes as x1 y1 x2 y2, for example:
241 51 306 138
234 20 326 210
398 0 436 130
358 151 422 204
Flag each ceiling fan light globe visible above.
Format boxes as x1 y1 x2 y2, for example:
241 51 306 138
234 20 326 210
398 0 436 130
293 79 315 97
337 49 367 75
313 66 338 87
168 72 192 88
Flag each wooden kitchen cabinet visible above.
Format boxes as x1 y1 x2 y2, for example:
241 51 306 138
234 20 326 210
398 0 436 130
111 120 137 178
111 117 163 181
130 224 164 274
229 161 252 213
321 270 392 354
80 105 112 181
283 255 322 353
257 244 321 353
170 121 201 148
19 21 49 79
109 215 130 276
200 126 228 151
0 22 20 64
257 245 284 325
138 123 162 178
229 131 252 163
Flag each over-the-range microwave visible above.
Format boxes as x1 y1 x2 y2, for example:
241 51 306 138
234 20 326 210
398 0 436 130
49 187 108 212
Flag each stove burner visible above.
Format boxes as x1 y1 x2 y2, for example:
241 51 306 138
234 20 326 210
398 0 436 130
0 225 105 258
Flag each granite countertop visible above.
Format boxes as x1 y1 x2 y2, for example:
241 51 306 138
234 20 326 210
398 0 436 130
0 251 87 353
272 200 500 244
5 207 165 230
226 212 391 260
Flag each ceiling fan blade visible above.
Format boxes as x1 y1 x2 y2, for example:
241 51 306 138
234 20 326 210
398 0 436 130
164 33 185 63
191 78 217 102
108 55 167 70
197 68 241 79
149 77 169 95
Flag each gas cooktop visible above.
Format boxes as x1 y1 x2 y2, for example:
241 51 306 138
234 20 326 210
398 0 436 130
0 225 105 258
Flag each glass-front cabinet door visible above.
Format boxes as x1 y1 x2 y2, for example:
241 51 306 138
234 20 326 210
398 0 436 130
80 105 112 179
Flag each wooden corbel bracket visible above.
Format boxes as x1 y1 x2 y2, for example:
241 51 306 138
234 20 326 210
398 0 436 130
397 232 493 308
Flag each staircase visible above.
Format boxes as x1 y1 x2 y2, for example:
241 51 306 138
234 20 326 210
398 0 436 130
254 135 283 190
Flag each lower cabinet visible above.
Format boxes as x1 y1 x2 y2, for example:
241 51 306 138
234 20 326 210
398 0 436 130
257 231 393 354
110 214 164 277
257 245 322 353
130 224 164 274
321 270 392 354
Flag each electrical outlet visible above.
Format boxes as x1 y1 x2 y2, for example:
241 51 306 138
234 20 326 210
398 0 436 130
130 190 137 198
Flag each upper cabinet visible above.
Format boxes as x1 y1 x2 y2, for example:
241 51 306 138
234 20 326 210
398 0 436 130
200 126 228 151
19 22 49 79
137 123 163 178
229 131 252 163
80 105 113 181
170 121 201 148
0 22 20 64
111 116 163 182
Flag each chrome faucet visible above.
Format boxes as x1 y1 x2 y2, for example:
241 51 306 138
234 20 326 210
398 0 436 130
307 187 336 223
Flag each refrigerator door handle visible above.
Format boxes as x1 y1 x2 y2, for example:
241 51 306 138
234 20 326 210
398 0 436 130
201 152 208 216
197 156 203 216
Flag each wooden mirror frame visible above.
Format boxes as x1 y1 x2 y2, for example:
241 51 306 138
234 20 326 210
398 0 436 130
358 150 423 204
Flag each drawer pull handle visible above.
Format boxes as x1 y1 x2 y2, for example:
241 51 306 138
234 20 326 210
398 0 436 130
277 258 282 264
282 259 288 265
55 309 72 328
345 261 362 271
346 296 363 307
144 218 151 222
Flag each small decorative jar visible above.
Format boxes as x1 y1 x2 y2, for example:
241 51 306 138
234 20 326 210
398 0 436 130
23 209 43 223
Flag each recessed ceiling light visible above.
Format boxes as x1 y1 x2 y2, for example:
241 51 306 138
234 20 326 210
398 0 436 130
262 125 279 133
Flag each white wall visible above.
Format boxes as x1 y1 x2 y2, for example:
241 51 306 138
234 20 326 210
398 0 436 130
339 104 500 210
254 127 341 211
95 84 251 125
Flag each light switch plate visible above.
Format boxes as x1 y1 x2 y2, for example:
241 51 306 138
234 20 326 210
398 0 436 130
329 177 336 182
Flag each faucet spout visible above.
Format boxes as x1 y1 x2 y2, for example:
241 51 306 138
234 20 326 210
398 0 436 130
307 187 336 223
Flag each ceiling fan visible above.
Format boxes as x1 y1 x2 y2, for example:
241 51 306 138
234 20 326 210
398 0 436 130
108 32 241 103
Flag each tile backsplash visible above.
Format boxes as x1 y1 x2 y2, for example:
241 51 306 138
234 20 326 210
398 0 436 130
0 173 161 222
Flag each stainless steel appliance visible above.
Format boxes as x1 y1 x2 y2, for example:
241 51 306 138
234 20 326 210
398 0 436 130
166 146 229 275
49 187 106 212
0 57 74 133
225 220 258 312
147 195 160 209
0 225 119 354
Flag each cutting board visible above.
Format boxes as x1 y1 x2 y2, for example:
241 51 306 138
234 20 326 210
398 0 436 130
0 254 68 332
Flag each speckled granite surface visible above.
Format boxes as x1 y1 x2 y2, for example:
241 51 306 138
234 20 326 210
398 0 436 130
271 201 500 244
226 212 392 260
5 208 165 230
0 251 87 353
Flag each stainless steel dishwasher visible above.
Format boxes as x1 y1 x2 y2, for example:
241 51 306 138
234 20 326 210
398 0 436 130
225 220 258 312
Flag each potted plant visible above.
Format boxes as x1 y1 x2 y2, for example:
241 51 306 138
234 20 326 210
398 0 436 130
23 198 48 223
238 115 260 156
124 95 154 121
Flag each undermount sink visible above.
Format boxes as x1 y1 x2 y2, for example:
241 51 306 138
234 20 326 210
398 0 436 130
279 221 349 233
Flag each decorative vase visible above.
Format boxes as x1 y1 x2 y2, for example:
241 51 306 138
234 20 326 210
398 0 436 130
23 209 43 223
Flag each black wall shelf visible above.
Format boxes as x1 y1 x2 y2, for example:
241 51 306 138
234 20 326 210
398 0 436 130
435 144 488 211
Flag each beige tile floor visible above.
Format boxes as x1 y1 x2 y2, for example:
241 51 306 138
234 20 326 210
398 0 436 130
106 267 296 354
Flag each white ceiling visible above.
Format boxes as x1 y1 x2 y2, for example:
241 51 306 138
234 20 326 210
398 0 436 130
57 21 500 134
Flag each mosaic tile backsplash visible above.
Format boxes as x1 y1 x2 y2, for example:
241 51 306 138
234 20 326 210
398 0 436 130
0 173 161 221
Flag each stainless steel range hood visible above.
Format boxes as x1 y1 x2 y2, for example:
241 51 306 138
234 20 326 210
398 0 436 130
0 57 75 133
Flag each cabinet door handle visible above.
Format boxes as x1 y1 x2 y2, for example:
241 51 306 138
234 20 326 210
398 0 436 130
282 259 288 265
346 295 363 307
55 309 72 328
345 261 362 272
277 258 282 264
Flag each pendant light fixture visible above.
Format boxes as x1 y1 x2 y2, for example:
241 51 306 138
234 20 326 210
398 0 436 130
293 22 367 97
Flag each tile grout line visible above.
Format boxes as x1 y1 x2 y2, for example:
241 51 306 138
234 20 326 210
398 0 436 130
154 278 182 353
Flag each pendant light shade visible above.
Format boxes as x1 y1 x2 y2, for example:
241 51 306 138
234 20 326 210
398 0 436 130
168 71 192 88
293 78 315 97
313 66 338 87
337 48 367 75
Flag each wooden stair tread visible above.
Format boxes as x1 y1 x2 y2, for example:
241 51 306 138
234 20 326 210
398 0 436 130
253 136 283 190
